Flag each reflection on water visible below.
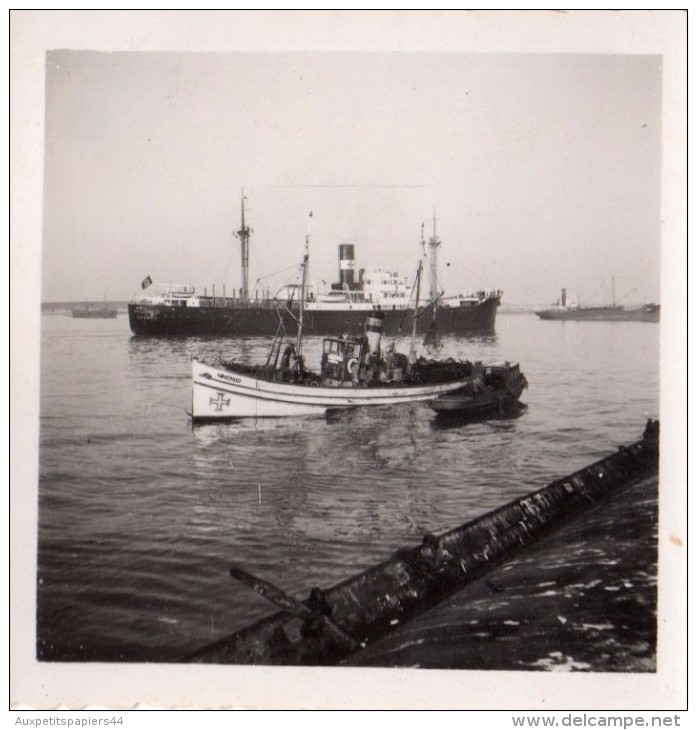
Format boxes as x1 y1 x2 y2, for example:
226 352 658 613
431 401 529 431
37 314 659 662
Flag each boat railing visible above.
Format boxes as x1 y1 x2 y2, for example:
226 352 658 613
199 297 289 310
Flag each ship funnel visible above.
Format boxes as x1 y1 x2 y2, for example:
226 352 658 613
561 288 567 307
339 244 356 289
364 312 384 359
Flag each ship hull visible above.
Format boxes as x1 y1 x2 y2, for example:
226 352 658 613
536 305 659 323
128 297 499 337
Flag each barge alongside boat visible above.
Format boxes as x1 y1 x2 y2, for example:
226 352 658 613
429 362 527 417
188 420 659 666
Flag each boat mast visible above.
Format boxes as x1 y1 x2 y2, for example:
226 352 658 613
409 258 423 365
295 213 311 357
235 190 251 300
428 209 441 304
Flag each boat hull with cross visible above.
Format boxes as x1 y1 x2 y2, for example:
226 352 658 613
192 357 472 420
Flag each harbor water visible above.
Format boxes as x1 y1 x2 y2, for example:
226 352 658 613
36 312 659 665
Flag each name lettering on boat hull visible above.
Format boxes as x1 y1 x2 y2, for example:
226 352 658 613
217 372 242 384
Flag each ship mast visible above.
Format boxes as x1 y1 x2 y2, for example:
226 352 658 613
611 275 616 309
235 191 251 300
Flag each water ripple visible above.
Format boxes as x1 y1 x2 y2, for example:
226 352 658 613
36 313 659 662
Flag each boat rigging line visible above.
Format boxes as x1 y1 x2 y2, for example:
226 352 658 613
250 263 301 290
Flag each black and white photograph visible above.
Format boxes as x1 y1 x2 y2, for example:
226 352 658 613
10 10 686 712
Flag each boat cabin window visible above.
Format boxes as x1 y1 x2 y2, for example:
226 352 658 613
323 338 358 358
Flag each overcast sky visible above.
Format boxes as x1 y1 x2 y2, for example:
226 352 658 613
40 39 663 307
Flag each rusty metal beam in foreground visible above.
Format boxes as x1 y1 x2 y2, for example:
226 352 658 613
188 420 659 667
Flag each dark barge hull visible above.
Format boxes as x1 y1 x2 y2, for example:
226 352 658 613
128 296 500 337
188 421 659 666
431 368 527 416
431 384 526 417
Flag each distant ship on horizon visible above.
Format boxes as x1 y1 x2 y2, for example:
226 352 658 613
536 286 659 323
71 300 118 319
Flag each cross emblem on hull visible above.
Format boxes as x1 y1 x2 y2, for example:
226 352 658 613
210 392 231 411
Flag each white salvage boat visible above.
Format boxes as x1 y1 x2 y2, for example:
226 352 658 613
192 231 473 420
191 225 520 422
191 313 473 420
